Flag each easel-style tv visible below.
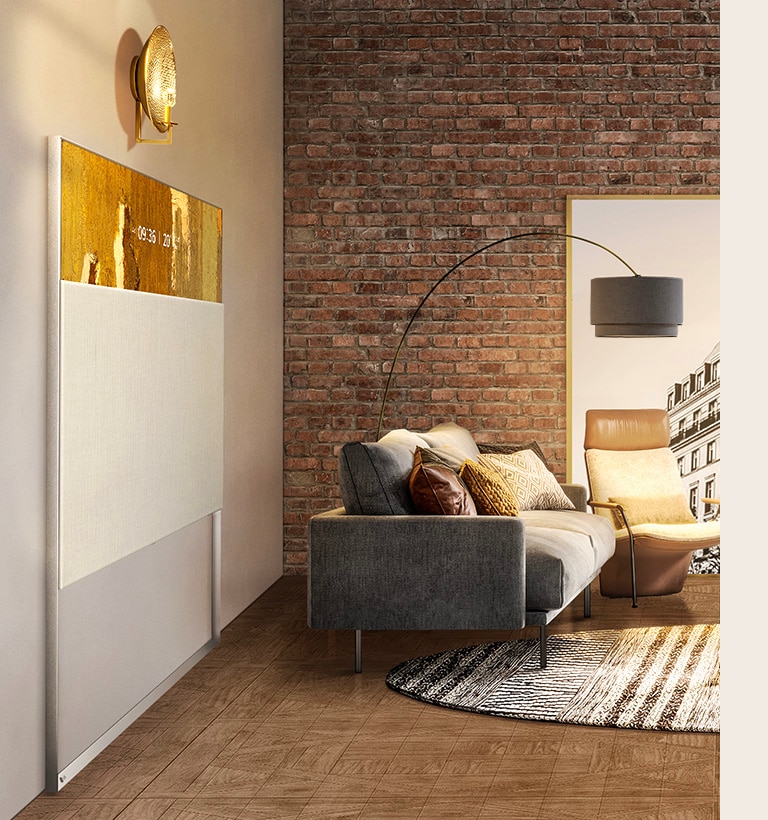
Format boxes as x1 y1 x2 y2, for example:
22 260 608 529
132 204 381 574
47 137 223 791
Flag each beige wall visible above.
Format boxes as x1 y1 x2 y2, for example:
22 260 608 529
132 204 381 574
0 2 284 815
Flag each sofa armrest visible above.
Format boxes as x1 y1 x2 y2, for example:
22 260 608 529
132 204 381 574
560 483 587 512
308 508 527 632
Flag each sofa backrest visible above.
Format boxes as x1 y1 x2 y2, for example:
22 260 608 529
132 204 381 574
338 423 480 515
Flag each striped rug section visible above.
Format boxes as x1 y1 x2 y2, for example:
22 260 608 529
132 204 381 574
386 624 719 733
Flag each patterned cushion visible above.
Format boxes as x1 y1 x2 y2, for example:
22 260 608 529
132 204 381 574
477 451 575 511
459 459 520 516
409 449 477 516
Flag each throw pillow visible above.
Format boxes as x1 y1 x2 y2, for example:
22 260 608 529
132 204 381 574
459 459 520 516
477 451 575 511
416 447 454 468
422 422 482 462
409 449 477 516
608 494 696 528
478 440 550 468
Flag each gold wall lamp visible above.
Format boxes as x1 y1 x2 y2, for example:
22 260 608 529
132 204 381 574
130 25 177 144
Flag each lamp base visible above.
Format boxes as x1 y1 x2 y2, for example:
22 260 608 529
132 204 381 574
594 323 681 338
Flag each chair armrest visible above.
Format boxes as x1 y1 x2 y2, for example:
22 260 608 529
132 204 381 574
588 499 629 531
308 509 527 632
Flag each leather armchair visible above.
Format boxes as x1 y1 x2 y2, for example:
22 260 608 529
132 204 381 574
584 408 720 606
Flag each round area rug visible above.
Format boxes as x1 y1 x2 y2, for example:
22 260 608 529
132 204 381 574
386 623 719 733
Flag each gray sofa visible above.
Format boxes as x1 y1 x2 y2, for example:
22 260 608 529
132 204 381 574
308 422 615 671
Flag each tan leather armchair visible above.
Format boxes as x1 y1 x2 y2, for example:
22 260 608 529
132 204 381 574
584 408 720 607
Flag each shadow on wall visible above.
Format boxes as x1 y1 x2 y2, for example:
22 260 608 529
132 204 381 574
115 28 144 152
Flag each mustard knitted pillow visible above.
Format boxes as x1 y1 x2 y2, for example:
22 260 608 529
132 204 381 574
459 459 520 516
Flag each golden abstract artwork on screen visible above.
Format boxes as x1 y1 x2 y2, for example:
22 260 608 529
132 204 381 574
60 139 222 302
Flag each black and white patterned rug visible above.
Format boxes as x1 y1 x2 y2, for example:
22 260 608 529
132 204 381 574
386 623 719 733
690 544 719 574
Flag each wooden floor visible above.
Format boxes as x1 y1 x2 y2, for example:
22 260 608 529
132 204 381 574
19 574 720 820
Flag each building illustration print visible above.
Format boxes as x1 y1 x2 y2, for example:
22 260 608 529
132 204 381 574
668 343 720 573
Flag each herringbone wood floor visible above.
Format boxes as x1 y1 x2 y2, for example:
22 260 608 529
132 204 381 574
18 574 719 819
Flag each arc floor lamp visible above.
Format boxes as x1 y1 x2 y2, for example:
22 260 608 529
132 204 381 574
376 230 683 439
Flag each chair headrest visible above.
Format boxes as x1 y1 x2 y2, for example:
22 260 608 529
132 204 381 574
584 409 670 451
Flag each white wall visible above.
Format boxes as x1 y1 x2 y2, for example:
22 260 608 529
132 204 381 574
0 2 284 815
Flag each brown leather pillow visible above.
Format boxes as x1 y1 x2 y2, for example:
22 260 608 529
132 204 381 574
409 449 477 515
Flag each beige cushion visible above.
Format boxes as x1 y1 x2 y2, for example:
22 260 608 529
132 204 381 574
459 459 519 516
421 422 481 462
608 494 696 528
409 449 477 516
585 448 684 500
478 451 575 511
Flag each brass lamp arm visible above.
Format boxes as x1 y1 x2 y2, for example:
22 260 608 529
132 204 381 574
376 231 640 440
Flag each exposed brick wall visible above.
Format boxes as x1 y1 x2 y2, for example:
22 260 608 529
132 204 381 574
283 0 719 573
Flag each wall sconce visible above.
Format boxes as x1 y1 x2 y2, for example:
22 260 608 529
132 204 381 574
130 25 177 145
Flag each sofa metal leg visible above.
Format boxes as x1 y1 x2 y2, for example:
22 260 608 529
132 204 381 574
584 584 591 618
355 630 362 674
539 625 547 669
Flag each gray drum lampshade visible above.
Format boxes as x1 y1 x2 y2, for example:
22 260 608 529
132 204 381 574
590 276 683 337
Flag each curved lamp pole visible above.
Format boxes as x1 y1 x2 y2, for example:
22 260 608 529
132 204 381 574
375 230 683 440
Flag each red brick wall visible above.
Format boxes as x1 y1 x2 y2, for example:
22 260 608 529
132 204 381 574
283 0 719 573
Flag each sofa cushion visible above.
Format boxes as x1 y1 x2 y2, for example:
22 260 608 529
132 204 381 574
459 459 520 517
523 527 596 611
478 451 575 511
521 512 615 611
338 424 478 516
519 510 616 577
409 449 477 516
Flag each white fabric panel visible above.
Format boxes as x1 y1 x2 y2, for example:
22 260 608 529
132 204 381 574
57 516 213 768
58 281 223 588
